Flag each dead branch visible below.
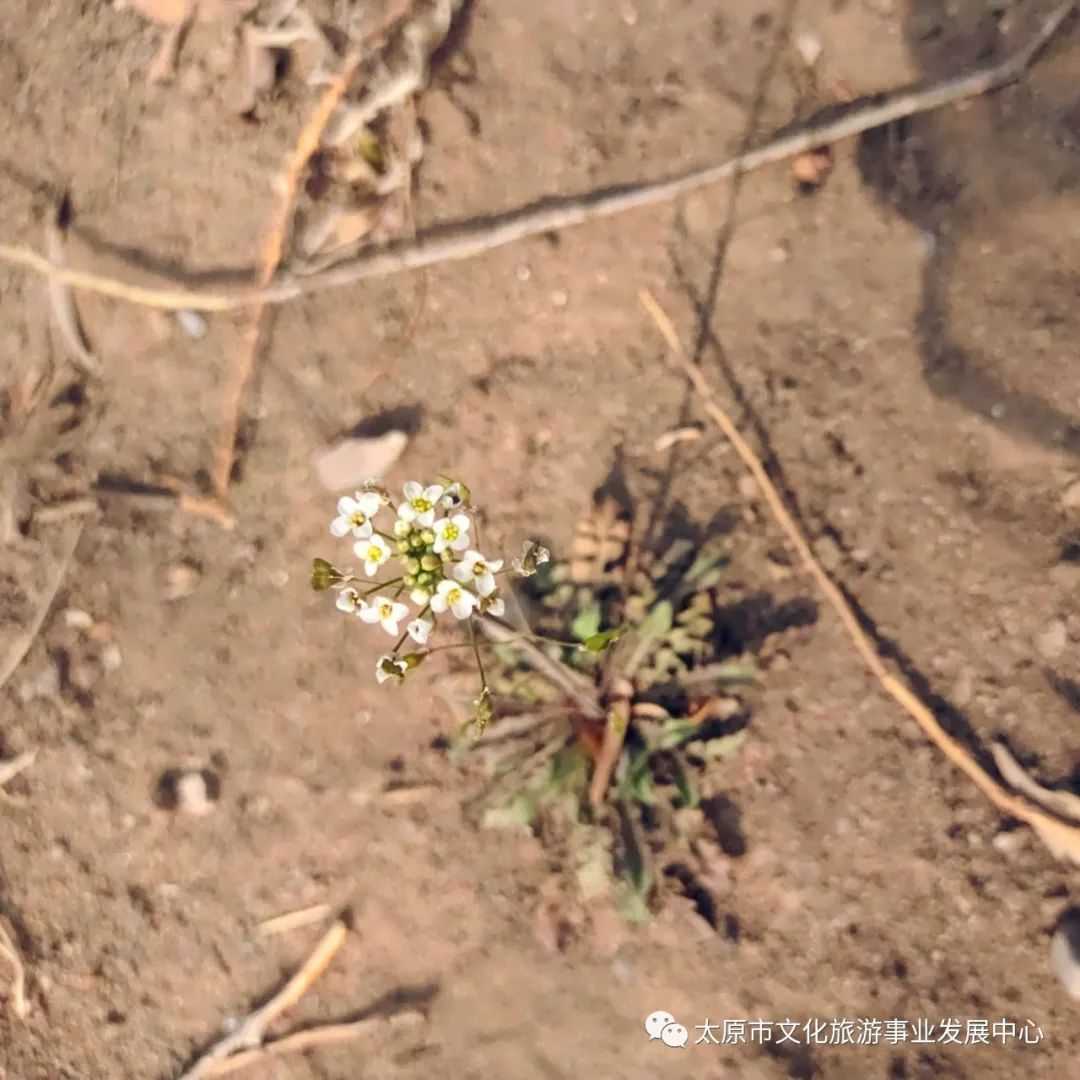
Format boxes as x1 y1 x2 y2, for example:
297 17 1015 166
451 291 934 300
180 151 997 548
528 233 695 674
0 0 1072 311
639 288 1080 867
176 920 347 1080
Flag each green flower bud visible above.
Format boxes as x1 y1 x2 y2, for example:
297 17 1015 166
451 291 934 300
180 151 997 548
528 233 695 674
421 529 436 545
404 573 418 587
420 554 440 572
406 557 421 574
393 520 410 538
396 539 411 554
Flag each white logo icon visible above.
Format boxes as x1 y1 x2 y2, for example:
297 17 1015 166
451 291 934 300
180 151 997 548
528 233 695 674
645 1010 686 1047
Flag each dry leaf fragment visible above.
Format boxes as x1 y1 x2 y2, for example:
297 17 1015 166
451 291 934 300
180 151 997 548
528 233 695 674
45 208 99 376
313 431 408 491
653 426 702 452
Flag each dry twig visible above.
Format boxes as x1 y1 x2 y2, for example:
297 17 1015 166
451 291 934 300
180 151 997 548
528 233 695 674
201 1011 424 1077
0 1 1071 311
255 903 333 938
0 920 28 1020
0 750 36 789
639 288 1080 866
177 920 348 1080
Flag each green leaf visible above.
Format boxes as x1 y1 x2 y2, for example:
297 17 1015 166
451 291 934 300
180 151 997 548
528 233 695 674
310 558 341 591
619 749 655 806
699 729 749 761
681 554 728 594
670 755 699 808
639 600 674 639
614 888 652 924
709 661 760 683
548 744 589 794
650 718 701 751
582 626 627 653
571 604 602 642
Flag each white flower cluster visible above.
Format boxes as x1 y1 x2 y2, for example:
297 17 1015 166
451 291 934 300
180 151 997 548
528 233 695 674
326 480 507 683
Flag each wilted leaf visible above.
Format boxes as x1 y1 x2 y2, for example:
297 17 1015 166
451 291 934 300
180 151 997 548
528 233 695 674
310 557 340 591
571 604 602 642
513 540 550 577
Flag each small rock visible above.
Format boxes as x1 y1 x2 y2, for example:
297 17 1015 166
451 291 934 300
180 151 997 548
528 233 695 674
100 643 123 673
793 30 823 67
1051 911 1080 999
737 475 759 500
951 668 975 708
164 562 201 601
175 310 208 340
313 430 408 492
1035 619 1067 661
814 535 843 573
63 608 94 631
175 772 215 816
1061 478 1080 511
991 828 1026 856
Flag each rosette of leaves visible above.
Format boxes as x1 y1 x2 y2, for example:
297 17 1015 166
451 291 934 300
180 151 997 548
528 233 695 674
461 496 758 925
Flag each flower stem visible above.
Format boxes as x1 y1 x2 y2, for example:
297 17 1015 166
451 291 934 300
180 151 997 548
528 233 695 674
468 617 487 690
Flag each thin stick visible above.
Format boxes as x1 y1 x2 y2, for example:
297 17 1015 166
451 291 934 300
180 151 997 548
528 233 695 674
476 615 604 721
0 920 28 1019
202 1011 425 1077
0 750 36 788
638 289 1080 857
211 0 414 499
588 709 629 808
0 520 84 692
0 0 1072 311
177 920 348 1080
256 904 332 938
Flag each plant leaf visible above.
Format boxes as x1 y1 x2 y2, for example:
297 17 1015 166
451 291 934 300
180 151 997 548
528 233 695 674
670 755 699 808
310 558 340 591
640 599 674 639
582 626 626 653
619 749 655 806
571 604 602 642
650 718 701 751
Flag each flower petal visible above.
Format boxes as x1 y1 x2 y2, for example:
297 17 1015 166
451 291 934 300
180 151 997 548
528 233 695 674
403 481 422 501
452 561 471 584
359 603 382 624
487 558 504 573
425 484 446 503
330 517 351 537
477 572 496 597
337 496 357 516
451 513 471 532
357 491 382 518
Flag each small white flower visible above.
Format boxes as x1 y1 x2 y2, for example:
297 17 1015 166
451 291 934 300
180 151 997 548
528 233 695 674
453 549 503 596
331 491 382 539
407 617 433 645
484 595 505 617
353 534 391 576
432 513 471 554
398 482 445 528
335 587 363 614
430 579 477 620
359 595 410 636
410 586 432 606
375 655 407 684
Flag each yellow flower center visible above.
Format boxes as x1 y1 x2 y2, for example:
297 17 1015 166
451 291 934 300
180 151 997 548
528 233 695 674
444 523 459 541
474 560 486 574
379 602 393 618
447 587 462 604
350 511 367 526
412 497 432 513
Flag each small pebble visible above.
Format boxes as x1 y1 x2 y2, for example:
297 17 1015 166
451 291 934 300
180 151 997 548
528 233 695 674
1035 619 1067 661
175 772 215 816
175 310 208 340
63 608 94 631
1051 912 1080 999
165 563 201 601
100 643 123 673
516 264 531 282
313 430 408 492
793 30 823 67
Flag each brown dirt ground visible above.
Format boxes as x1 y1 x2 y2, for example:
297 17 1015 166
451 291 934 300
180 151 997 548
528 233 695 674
2 0 1080 1078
